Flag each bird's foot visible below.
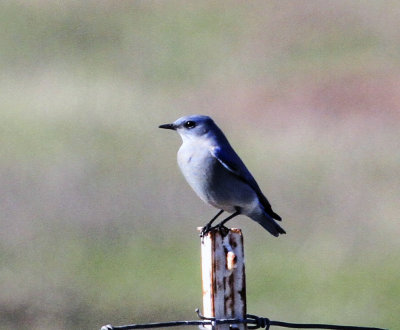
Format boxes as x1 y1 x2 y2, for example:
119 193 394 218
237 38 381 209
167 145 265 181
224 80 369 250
200 224 212 237
216 224 229 237
200 224 229 237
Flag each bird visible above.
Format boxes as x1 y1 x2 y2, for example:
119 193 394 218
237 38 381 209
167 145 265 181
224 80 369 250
159 115 285 237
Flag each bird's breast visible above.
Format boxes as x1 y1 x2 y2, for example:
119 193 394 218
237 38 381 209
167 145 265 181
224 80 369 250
177 142 257 213
177 144 216 195
178 145 214 180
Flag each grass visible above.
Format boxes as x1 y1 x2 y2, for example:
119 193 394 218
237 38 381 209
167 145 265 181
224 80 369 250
0 2 399 329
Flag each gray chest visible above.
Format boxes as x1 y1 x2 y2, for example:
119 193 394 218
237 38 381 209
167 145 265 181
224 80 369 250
178 144 215 182
177 142 256 212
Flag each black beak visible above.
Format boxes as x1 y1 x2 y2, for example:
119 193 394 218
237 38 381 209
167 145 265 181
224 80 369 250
158 123 176 130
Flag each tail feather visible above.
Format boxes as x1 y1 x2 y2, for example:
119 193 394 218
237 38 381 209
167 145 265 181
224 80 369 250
257 192 282 221
250 211 286 237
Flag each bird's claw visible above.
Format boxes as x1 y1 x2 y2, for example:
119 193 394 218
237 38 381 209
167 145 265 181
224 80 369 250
200 224 212 237
200 224 229 237
217 224 229 237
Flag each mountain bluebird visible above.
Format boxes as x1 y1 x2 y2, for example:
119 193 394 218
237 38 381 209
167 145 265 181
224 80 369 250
159 115 285 237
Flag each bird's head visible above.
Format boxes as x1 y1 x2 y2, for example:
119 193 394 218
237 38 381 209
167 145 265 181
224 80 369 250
159 115 216 141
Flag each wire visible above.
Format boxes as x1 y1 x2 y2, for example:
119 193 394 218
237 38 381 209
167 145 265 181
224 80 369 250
100 309 387 330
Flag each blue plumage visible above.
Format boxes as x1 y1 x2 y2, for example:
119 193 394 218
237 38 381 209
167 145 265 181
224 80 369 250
159 115 285 237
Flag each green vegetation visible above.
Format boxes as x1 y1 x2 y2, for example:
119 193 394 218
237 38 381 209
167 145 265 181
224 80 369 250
0 2 399 329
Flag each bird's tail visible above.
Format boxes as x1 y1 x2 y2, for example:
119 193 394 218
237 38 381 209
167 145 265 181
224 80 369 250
249 210 286 237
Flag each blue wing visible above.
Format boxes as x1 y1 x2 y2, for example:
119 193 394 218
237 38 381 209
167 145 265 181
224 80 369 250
210 146 282 221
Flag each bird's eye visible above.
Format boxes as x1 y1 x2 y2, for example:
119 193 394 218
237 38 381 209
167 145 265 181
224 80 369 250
184 121 196 129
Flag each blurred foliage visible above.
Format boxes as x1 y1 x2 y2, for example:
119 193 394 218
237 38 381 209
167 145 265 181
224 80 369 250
0 1 399 329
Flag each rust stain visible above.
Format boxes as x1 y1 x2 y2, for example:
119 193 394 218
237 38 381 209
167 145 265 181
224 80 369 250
229 233 238 249
241 233 247 316
228 272 235 314
211 231 216 317
201 228 247 327
223 279 227 316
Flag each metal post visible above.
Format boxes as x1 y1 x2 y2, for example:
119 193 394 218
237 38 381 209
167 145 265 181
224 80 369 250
200 228 247 330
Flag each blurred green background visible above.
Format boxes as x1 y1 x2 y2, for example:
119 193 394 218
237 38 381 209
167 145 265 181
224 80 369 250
1 1 399 329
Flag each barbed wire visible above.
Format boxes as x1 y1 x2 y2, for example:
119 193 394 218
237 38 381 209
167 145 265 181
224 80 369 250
100 308 387 330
